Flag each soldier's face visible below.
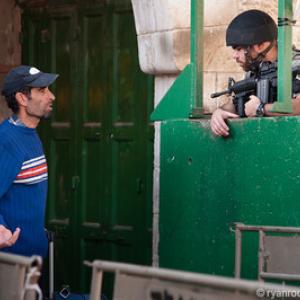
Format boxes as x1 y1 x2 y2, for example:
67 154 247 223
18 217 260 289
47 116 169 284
232 46 247 70
232 46 260 71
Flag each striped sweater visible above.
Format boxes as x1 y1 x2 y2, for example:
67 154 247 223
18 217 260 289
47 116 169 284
0 119 48 257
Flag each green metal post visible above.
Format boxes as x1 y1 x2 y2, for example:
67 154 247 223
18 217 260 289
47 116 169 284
271 0 293 113
190 0 204 116
151 0 204 120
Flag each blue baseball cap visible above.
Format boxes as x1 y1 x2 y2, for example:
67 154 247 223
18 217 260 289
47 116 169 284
1 65 59 96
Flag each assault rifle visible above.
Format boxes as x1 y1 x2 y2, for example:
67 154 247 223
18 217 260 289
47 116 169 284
211 61 300 117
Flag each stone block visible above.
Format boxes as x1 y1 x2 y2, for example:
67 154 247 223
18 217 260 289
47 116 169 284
172 29 190 71
131 0 190 35
137 29 190 75
205 0 239 26
203 72 217 112
203 71 244 113
167 0 190 29
131 0 157 34
204 26 240 73
293 26 300 49
237 0 277 19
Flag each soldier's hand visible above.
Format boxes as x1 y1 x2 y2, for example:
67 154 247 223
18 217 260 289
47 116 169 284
245 95 260 117
210 108 239 136
0 225 20 248
292 94 300 115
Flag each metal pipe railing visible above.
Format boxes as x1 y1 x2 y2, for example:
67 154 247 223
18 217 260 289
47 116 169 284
272 0 293 113
85 260 300 300
190 0 204 116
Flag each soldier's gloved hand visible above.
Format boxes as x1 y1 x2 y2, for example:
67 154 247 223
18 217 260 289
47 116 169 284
0 225 20 249
245 95 261 117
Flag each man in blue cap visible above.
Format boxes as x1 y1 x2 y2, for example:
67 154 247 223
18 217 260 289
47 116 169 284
0 65 58 258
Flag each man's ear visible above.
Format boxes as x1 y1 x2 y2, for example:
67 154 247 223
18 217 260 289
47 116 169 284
255 41 271 53
15 92 28 107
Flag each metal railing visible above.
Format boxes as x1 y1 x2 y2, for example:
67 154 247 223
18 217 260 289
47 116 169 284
0 252 43 300
233 222 300 282
85 259 300 300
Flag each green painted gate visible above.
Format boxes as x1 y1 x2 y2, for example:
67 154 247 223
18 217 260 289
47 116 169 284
21 0 153 292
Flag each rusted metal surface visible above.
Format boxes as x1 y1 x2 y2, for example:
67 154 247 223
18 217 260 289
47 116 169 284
0 0 21 120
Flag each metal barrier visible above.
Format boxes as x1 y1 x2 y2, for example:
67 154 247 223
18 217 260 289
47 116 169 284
233 222 300 282
0 252 43 300
85 260 300 300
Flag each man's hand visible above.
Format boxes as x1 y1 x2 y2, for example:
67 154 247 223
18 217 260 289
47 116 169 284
0 225 20 249
245 95 260 117
210 108 239 137
292 95 300 115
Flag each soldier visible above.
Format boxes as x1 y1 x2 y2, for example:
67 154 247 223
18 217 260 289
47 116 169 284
210 9 300 137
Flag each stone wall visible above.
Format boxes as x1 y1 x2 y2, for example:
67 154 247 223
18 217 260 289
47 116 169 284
132 0 190 77
0 0 21 121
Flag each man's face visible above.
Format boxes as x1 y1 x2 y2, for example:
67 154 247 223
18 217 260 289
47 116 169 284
232 46 259 71
232 46 246 69
232 44 268 71
25 87 55 119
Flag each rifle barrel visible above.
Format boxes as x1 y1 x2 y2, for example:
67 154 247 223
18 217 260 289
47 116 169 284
211 90 230 98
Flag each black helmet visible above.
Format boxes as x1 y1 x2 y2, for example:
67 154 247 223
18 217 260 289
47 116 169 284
226 10 277 47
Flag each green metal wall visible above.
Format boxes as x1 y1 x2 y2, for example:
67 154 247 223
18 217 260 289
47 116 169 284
21 0 153 293
159 116 300 279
